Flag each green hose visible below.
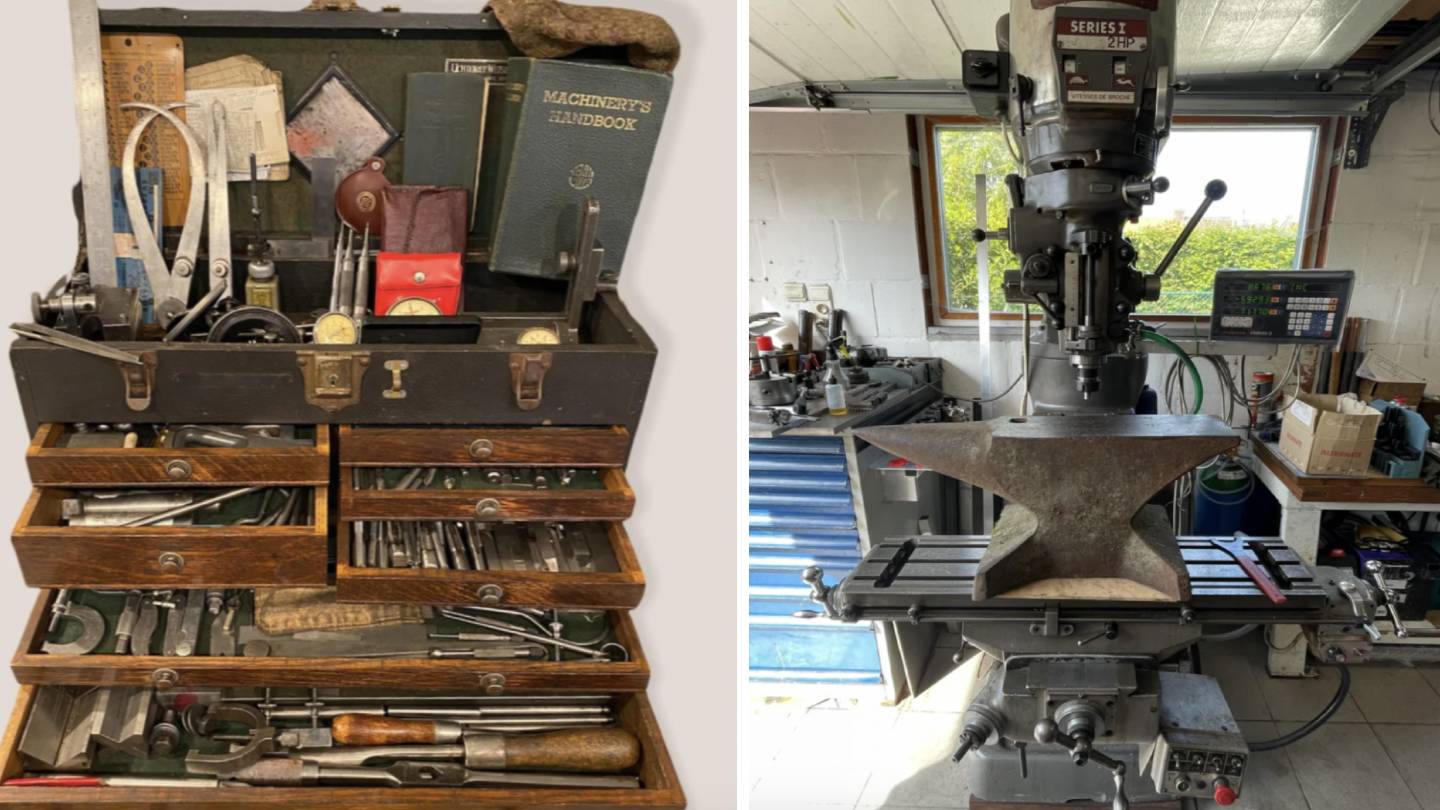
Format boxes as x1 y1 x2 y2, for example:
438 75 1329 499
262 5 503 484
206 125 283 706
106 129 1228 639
1141 329 1203 414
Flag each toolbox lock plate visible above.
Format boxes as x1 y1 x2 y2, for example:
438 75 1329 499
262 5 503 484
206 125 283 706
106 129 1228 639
480 673 506 696
508 352 552 411
298 351 371 414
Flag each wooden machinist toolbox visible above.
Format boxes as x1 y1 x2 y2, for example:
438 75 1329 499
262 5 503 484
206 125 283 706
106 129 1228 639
1 1 683 806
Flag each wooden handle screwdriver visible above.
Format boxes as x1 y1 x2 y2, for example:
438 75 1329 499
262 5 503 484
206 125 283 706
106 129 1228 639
329 717 640 773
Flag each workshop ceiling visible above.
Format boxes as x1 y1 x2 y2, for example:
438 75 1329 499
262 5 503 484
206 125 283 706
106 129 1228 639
749 0 1412 91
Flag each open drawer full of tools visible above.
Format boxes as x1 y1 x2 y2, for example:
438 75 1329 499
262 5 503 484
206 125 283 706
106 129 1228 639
0 686 683 807
13 589 648 692
338 424 636 522
337 520 646 608
11 487 327 588
342 467 636 522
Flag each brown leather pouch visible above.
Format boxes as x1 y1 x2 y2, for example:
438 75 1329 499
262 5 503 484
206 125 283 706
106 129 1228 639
381 185 469 253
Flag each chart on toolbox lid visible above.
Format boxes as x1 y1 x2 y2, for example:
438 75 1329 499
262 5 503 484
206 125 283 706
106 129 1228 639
101 33 190 228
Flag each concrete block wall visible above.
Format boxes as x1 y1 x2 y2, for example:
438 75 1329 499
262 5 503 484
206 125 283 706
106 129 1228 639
748 110 1017 403
1325 87 1440 384
750 98 1438 417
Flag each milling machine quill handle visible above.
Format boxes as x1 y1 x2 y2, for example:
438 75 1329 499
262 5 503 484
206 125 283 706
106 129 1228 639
1034 719 1128 810
1151 180 1227 280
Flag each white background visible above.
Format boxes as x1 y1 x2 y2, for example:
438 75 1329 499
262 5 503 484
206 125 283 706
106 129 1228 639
0 1 741 806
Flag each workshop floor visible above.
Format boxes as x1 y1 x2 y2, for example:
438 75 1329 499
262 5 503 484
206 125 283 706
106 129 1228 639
748 635 1440 810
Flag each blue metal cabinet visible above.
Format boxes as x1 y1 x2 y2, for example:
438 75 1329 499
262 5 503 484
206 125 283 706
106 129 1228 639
747 436 882 684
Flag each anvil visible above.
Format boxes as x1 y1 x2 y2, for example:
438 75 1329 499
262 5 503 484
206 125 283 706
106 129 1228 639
857 414 1238 601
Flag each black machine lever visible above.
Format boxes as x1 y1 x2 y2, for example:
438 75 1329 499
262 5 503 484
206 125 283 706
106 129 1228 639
1034 719 1129 810
1151 179 1227 280
950 729 981 763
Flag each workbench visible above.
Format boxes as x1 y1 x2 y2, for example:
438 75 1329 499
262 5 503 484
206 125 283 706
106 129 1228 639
1252 439 1440 674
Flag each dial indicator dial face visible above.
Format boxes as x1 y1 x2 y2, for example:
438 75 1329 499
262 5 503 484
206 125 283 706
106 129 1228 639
313 312 358 345
387 297 443 317
518 327 561 346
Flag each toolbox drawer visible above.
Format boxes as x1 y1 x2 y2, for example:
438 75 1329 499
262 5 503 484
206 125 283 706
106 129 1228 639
12 591 650 693
0 686 685 809
336 521 646 608
26 424 330 487
10 488 328 588
342 468 636 522
339 425 631 467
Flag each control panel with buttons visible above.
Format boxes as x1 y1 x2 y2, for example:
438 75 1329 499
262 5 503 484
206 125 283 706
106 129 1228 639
1148 672 1249 804
1208 269 1354 345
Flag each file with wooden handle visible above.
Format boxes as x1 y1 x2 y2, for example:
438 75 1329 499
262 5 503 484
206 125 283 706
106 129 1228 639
327 717 640 772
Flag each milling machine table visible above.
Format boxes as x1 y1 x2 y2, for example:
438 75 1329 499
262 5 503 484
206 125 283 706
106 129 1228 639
837 535 1329 617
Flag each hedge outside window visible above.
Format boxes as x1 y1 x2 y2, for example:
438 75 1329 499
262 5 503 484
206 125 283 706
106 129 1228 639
925 121 1321 319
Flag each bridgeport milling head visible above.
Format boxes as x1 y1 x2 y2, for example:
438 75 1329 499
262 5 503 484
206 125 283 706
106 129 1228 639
963 1 1182 399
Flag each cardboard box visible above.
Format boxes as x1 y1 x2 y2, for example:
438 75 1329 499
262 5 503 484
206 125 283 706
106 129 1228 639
1279 393 1382 476
1356 353 1428 405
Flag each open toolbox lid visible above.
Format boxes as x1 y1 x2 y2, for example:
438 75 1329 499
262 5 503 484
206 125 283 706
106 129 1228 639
12 2 674 430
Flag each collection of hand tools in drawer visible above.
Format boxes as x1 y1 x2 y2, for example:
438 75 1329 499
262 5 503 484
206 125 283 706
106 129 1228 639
8 686 674 798
335 426 647 609
3 422 672 806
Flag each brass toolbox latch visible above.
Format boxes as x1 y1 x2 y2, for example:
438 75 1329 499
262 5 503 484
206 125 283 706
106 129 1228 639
508 352 552 411
9 324 155 412
298 351 370 414
121 352 157 412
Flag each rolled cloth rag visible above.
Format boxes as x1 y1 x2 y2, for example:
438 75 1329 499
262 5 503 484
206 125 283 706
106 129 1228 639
254 588 425 634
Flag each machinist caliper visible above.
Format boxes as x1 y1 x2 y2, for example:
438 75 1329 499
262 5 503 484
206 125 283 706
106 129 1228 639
119 100 232 331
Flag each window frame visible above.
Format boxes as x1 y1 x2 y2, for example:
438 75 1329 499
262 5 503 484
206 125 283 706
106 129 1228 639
915 114 1346 326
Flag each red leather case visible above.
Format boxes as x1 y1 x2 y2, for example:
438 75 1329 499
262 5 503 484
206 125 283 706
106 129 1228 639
374 252 464 315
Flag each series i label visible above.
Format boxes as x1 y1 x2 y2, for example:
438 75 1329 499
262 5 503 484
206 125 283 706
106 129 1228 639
1056 17 1149 52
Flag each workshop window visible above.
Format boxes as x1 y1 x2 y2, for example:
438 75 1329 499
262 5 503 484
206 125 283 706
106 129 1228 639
920 117 1334 322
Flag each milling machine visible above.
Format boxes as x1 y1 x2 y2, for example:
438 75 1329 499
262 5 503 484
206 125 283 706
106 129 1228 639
800 2 1388 807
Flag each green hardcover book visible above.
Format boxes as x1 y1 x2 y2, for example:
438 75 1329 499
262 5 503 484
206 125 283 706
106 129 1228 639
486 57 673 279
402 72 491 223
